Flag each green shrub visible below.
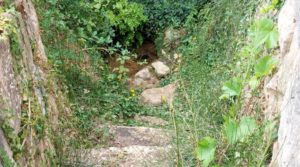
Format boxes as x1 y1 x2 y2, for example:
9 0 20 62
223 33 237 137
131 0 205 40
43 0 146 47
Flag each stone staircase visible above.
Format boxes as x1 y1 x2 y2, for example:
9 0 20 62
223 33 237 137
70 125 174 167
69 61 177 166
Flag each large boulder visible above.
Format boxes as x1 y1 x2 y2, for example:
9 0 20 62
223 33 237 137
141 84 176 106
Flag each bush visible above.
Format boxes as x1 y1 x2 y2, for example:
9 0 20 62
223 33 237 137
44 0 147 47
131 0 200 40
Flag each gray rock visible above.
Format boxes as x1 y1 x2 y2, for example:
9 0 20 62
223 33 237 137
151 61 170 77
141 84 176 106
0 37 21 133
131 67 159 89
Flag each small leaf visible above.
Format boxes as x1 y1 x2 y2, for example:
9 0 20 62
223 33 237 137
237 117 257 142
223 117 257 144
266 30 279 49
220 77 243 99
255 56 277 78
249 76 259 89
196 137 217 167
224 118 239 144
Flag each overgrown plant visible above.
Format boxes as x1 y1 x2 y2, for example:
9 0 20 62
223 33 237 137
173 0 280 166
42 0 146 47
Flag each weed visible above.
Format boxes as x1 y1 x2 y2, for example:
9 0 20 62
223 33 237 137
0 148 14 167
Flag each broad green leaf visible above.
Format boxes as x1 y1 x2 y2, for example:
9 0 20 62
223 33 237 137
224 117 257 145
220 77 243 99
266 30 279 49
237 117 257 142
250 19 279 49
223 118 239 144
255 56 277 78
48 0 58 5
196 137 217 167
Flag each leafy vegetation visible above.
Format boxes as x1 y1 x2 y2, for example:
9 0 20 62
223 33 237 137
41 0 147 47
195 137 217 167
173 0 279 166
130 0 205 40
0 148 14 167
223 117 257 145
0 0 283 166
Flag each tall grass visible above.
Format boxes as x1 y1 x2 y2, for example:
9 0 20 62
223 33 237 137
173 0 271 166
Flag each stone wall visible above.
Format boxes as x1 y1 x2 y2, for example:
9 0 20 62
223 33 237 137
0 0 67 165
265 0 300 166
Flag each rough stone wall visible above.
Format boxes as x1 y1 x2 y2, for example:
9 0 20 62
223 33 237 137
0 0 67 166
0 32 21 134
265 0 300 166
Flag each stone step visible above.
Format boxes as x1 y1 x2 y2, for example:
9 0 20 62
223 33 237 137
69 145 174 167
134 115 169 126
98 125 172 147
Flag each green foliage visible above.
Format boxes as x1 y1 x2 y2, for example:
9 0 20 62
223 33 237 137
196 137 217 167
62 62 142 121
0 148 14 167
131 0 200 39
250 19 279 49
173 0 277 165
248 76 259 89
223 118 238 145
32 0 279 166
43 0 146 47
262 0 284 13
223 117 257 145
105 0 147 46
220 77 243 99
44 38 149 149
254 55 277 78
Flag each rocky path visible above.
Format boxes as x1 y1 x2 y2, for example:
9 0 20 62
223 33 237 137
73 124 174 167
71 60 177 166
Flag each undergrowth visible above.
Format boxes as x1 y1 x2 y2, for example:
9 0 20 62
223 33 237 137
30 0 281 166
173 0 279 166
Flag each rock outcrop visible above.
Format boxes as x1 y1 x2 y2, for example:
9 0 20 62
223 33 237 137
0 31 21 133
266 0 300 166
